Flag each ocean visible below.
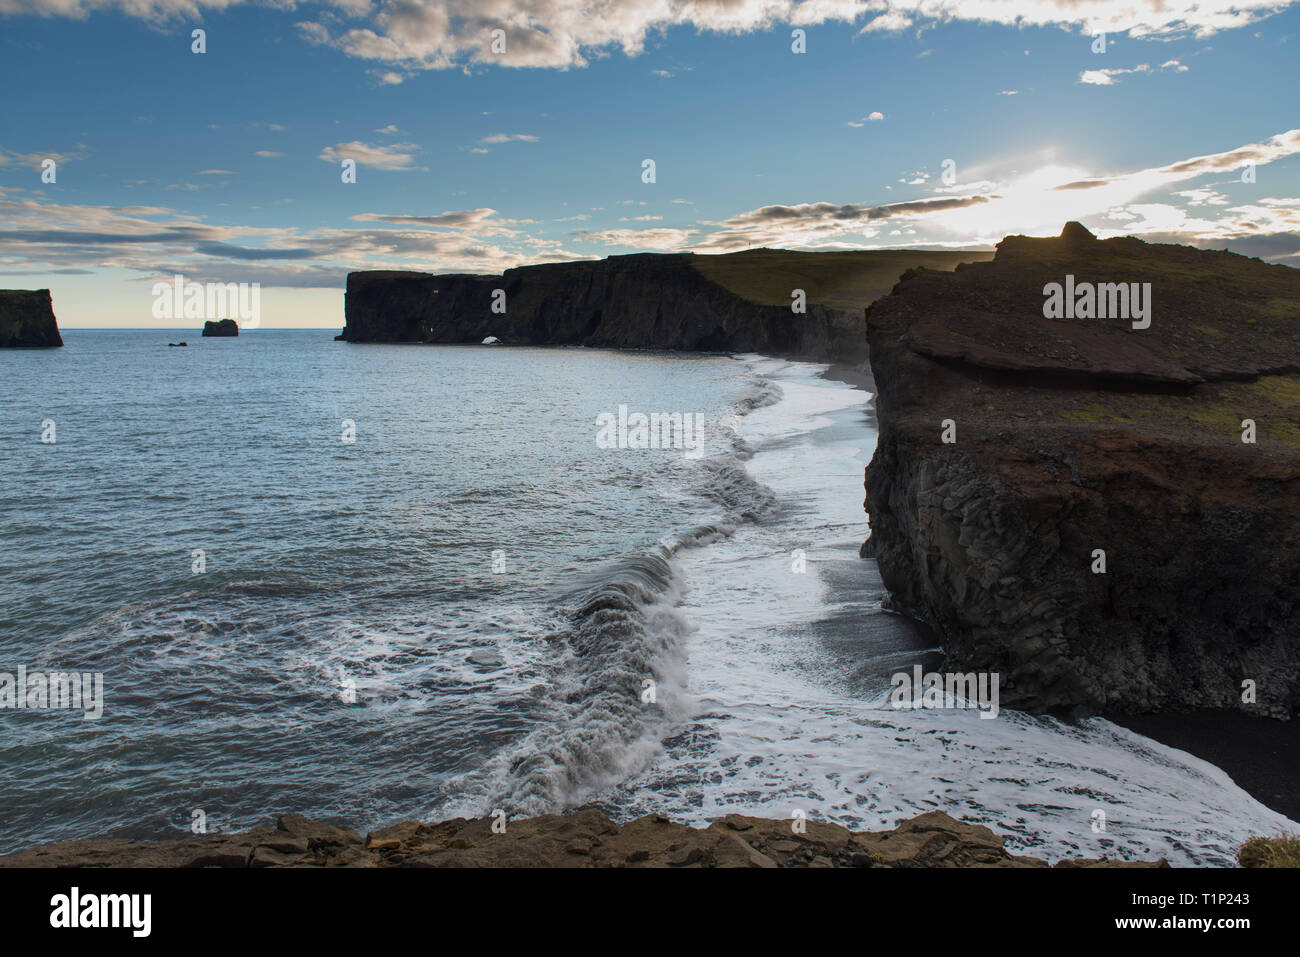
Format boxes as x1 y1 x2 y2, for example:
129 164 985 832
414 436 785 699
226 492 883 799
0 329 1293 864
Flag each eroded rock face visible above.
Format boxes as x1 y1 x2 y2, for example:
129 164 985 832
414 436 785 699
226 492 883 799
337 254 865 361
0 289 62 347
863 223 1300 718
0 810 1164 868
202 318 239 337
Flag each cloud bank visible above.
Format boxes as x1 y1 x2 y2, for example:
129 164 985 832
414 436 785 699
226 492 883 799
4 0 1293 72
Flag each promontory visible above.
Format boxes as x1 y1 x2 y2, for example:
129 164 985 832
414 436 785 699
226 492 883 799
863 222 1300 719
336 248 988 362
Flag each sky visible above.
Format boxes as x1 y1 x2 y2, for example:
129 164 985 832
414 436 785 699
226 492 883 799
1 0 1298 328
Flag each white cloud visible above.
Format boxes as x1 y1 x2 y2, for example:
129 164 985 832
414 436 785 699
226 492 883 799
319 140 421 170
575 226 697 249
1079 59 1188 84
859 11 912 32
846 111 885 127
477 133 539 145
0 146 85 168
1174 187 1230 206
10 1 1287 72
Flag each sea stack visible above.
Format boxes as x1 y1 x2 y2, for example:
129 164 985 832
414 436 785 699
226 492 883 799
202 318 239 337
863 223 1300 719
0 289 63 347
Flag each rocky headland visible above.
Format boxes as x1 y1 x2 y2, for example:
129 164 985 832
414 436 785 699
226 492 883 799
202 318 239 336
0 809 1164 868
0 289 63 347
863 222 1300 719
336 248 990 362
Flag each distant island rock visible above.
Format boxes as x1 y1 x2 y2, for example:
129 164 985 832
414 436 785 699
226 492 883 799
336 249 992 362
863 223 1300 719
0 289 63 347
202 318 239 337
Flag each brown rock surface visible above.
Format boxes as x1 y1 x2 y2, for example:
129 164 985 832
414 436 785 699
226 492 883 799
0 809 1164 868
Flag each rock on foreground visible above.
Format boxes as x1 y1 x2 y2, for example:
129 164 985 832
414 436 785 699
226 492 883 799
0 289 62 347
0 810 1163 868
336 249 990 363
864 223 1300 718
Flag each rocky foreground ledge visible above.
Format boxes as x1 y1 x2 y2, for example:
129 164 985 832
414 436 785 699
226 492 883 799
863 222 1300 718
0 810 1163 868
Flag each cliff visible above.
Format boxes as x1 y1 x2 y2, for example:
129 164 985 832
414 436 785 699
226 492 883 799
337 249 991 361
0 289 62 347
863 223 1300 718
0 809 1162 868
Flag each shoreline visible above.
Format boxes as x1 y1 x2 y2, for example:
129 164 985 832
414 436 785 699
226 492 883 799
1107 711 1300 823
814 356 1300 832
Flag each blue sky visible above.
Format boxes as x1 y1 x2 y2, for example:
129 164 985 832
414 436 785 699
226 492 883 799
1 0 1298 327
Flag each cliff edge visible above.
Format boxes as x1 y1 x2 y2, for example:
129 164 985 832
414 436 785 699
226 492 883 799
863 223 1300 718
337 249 991 362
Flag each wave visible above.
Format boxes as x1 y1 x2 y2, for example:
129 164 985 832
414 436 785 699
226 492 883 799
432 374 789 817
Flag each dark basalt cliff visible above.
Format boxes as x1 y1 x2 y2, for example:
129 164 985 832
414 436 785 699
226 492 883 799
0 289 62 347
340 253 864 360
864 223 1300 718
202 318 239 337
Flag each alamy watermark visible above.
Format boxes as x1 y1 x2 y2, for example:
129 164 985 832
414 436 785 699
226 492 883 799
888 665 1000 719
595 405 705 458
1043 275 1151 329
151 273 261 328
50 887 150 937
1 666 103 719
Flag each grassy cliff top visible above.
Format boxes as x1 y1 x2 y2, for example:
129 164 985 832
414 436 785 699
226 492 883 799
866 224 1300 455
692 247 993 313
346 248 995 314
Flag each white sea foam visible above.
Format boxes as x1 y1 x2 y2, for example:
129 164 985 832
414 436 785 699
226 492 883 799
602 355 1298 867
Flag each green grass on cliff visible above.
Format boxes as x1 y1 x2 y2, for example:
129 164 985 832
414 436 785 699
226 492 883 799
690 248 993 313
1054 376 1300 446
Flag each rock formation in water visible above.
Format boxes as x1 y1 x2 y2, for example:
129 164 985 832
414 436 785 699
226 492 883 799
336 249 992 362
0 809 1164 868
202 318 239 337
0 289 63 347
863 223 1300 719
